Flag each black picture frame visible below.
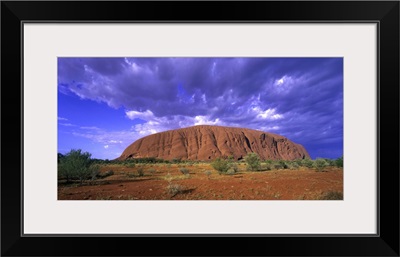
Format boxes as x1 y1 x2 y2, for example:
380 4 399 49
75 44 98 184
1 1 399 256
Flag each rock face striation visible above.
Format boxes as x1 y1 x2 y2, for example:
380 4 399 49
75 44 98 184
118 125 310 161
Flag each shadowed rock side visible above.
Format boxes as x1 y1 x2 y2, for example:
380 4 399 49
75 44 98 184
118 125 310 161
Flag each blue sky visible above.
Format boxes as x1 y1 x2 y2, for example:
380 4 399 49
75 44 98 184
58 57 343 160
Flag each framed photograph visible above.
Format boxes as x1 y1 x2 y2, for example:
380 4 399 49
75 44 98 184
2 1 399 256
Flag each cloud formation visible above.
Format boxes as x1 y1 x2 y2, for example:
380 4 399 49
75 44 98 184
58 57 343 159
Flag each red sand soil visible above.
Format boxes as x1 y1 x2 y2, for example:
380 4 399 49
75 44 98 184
58 163 343 200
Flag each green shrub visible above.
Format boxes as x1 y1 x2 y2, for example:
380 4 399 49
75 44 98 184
211 158 239 175
58 149 99 184
301 158 314 168
57 153 65 163
244 152 261 171
279 160 289 169
271 161 284 170
324 158 336 166
335 156 343 167
287 161 300 170
225 162 239 175
211 158 230 174
294 159 303 166
314 158 329 172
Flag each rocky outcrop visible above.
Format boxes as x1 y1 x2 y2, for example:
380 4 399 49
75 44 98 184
118 125 310 161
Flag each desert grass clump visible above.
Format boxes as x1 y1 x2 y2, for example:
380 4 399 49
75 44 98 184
258 163 271 171
164 173 173 183
318 191 343 200
179 168 190 175
204 170 212 178
228 162 239 173
166 183 184 197
228 163 239 173
137 167 145 177
226 168 236 175
97 170 114 179
127 163 136 168
147 168 157 174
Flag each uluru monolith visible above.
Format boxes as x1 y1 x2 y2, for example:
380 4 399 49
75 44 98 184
118 125 310 161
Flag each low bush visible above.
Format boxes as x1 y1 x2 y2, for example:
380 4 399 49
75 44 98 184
257 163 271 171
279 160 289 169
58 149 99 184
244 153 261 171
272 161 284 170
211 158 230 174
335 156 343 167
301 158 314 168
313 158 329 172
287 162 300 170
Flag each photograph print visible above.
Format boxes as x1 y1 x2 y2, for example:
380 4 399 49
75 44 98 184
57 57 343 200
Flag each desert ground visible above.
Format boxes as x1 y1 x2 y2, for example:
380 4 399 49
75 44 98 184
58 162 343 200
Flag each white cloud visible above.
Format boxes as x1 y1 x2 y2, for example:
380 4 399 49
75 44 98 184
194 115 221 126
73 129 138 145
109 140 122 144
201 94 207 104
272 75 299 94
125 110 156 121
276 78 284 86
80 126 100 130
274 75 292 86
260 125 280 131
58 117 68 121
59 123 75 127
104 145 109 149
252 107 284 120
124 58 145 74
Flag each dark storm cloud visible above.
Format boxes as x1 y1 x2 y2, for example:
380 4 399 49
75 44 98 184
58 57 343 159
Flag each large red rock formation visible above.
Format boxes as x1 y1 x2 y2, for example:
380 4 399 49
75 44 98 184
118 125 310 161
